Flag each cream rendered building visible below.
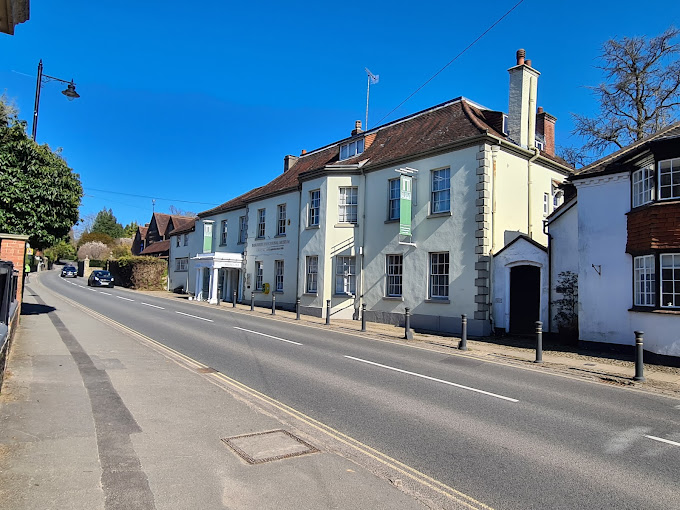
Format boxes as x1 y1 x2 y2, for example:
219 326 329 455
171 50 572 336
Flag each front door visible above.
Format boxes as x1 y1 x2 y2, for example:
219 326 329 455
201 268 211 301
509 265 540 334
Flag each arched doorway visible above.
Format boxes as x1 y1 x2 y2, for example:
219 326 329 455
509 265 540 334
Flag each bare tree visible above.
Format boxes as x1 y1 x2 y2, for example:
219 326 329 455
572 27 680 156
168 205 196 217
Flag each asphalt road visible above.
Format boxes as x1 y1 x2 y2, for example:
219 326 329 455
41 270 680 509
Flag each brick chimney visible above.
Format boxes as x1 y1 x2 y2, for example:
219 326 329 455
508 49 540 150
351 120 363 136
283 155 298 173
536 106 557 156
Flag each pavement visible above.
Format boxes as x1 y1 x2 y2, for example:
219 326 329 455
1 270 679 510
0 275 429 510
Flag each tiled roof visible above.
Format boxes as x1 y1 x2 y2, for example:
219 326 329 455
139 239 170 255
199 97 571 217
572 122 680 180
137 226 148 239
169 218 196 236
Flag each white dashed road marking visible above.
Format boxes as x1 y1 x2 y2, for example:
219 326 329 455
344 355 519 402
233 327 303 346
645 435 680 447
176 311 213 322
141 302 164 309
116 296 134 302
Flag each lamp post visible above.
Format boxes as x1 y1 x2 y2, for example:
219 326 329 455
32 60 80 141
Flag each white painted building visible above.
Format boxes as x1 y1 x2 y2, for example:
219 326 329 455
548 123 680 360
171 49 573 336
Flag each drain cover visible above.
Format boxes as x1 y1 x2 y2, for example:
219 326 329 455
222 429 319 464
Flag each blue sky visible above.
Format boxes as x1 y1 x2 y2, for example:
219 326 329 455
1 1 678 230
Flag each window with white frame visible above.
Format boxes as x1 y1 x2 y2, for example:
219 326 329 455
183 234 188 246
339 138 364 160
661 253 680 308
175 257 188 272
277 204 286 236
306 256 318 293
634 255 655 306
386 254 403 297
275 260 284 292
257 209 266 238
338 187 358 224
632 166 655 207
388 178 400 220
335 256 356 295
658 158 680 200
255 261 263 291
238 216 247 243
429 252 449 299
176 236 180 248
309 190 320 227
220 220 228 245
431 168 451 214
543 193 550 216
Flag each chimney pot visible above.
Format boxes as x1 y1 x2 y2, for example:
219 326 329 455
537 106 544 114
352 120 363 136
525 59 532 68
300 149 307 155
516 48 526 65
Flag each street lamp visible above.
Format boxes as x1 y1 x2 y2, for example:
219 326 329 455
32 59 80 141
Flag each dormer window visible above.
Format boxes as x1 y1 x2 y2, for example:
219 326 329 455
339 138 365 160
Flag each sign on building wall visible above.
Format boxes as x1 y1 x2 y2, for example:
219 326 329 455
399 175 412 236
203 222 213 253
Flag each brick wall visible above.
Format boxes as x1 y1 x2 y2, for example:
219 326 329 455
0 236 28 304
627 201 680 254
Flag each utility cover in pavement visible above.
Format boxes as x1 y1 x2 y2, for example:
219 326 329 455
222 429 319 464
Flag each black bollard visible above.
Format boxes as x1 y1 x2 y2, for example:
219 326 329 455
534 321 543 363
634 331 645 382
296 297 301 320
232 290 237 308
361 303 367 332
404 307 414 340
326 300 331 325
250 292 254 311
271 293 276 315
458 314 468 351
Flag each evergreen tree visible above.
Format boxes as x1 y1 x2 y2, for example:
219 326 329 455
91 208 125 239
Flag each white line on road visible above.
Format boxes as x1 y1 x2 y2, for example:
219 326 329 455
645 435 680 447
99 291 111 295
233 327 303 345
87 288 97 292
141 302 165 309
116 296 134 302
344 355 519 402
176 311 213 322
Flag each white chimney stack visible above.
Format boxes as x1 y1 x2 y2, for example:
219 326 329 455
507 49 540 150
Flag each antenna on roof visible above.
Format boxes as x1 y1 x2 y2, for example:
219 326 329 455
152 199 156 213
365 68 379 130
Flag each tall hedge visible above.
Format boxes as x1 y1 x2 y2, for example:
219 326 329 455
110 256 166 290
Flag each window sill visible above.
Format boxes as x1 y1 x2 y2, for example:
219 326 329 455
334 223 358 228
306 225 320 230
629 306 680 315
427 211 452 219
383 296 404 301
334 293 355 298
255 237 265 240
274 290 284 294
627 199 680 213
384 219 399 224
425 298 450 304
304 292 318 296
275 234 286 238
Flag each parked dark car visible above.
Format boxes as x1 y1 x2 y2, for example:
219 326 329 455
61 265 77 278
88 270 114 288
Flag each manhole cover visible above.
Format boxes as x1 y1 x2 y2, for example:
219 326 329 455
222 429 319 464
